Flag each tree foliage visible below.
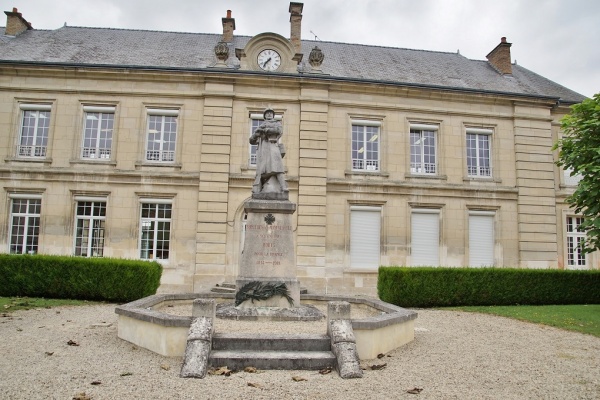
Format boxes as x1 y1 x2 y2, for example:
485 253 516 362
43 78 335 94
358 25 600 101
554 93 600 252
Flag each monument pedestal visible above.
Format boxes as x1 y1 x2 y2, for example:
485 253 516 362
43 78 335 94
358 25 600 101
235 199 300 307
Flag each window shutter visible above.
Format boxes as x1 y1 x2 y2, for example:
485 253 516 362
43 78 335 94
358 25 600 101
469 213 494 266
350 207 381 269
411 211 439 266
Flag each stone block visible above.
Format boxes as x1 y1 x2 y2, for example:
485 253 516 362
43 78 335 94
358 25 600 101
332 342 363 379
329 318 355 343
180 339 211 378
187 316 214 341
192 299 216 319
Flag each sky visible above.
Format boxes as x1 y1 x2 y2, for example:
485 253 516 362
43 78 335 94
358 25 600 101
5 0 599 98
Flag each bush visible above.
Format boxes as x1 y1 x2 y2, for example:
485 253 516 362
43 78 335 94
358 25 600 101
0 254 162 303
378 266 600 308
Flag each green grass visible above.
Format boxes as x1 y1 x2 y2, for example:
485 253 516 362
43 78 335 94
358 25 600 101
446 304 600 337
0 297 100 313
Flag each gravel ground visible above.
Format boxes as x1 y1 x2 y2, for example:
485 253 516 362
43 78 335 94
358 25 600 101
0 303 598 400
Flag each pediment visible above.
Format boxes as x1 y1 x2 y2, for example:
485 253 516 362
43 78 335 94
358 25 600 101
236 32 302 74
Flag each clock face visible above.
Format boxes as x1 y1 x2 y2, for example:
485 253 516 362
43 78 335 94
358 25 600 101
257 49 281 71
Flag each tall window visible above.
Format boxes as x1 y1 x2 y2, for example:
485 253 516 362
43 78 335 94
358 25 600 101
249 113 283 167
411 209 439 266
566 216 586 268
469 211 495 267
352 122 380 171
17 104 51 158
140 202 172 260
466 128 492 177
350 206 381 269
146 109 178 163
74 200 106 257
82 106 114 159
410 125 437 174
563 168 583 186
9 197 41 254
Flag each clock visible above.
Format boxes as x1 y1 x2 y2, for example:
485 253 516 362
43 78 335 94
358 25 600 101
257 49 281 71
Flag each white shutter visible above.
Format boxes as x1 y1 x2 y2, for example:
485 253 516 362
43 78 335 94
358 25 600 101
411 210 439 266
469 213 495 266
350 207 381 269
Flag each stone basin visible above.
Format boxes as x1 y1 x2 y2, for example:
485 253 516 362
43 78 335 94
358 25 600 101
115 293 417 360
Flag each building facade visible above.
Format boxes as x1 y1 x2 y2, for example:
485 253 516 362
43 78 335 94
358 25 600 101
0 4 595 296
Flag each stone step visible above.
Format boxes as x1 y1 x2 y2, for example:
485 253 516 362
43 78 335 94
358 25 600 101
209 349 336 370
218 282 237 289
211 287 236 294
212 333 331 352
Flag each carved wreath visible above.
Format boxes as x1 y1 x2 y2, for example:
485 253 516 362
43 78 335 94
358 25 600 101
235 281 294 307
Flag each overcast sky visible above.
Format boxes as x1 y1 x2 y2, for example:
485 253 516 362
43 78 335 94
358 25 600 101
6 0 599 98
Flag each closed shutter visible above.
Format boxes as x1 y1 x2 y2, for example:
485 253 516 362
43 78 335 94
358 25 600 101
411 210 439 266
350 207 381 269
469 212 494 266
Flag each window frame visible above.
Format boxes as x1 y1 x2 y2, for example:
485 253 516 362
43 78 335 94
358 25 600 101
566 215 587 269
139 200 173 261
468 210 495 267
351 120 381 172
349 205 382 270
409 124 438 175
73 197 107 257
466 127 493 178
410 208 440 266
8 194 42 255
17 104 52 159
81 106 115 160
145 109 179 163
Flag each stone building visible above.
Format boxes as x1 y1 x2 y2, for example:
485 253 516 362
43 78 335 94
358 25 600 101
0 3 595 295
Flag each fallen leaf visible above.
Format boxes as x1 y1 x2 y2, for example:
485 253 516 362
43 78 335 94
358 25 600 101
120 372 133 377
45 351 54 356
160 364 170 371
208 366 232 376
292 376 307 382
1 313 9 317
67 340 79 346
407 387 423 394
16 328 23 332
244 366 257 373
387 355 392 358
369 363 387 370
72 392 92 400
377 353 385 359
247 382 262 388
38 326 45 328
56 311 61 314
90 381 101 385
319 367 333 375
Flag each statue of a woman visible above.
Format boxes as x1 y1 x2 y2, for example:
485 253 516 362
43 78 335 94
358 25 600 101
250 108 288 195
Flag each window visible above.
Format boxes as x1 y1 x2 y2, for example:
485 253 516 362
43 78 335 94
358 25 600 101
410 124 438 174
17 104 51 158
469 211 495 266
466 128 493 177
146 109 178 163
9 196 41 254
74 200 106 257
82 106 114 159
249 113 283 167
566 216 586 269
352 121 380 171
140 202 172 260
411 209 439 266
563 168 583 186
350 206 381 269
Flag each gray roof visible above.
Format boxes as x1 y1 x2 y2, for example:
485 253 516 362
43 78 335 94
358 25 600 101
0 26 586 103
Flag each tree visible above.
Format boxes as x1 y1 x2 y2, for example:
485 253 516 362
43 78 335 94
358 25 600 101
554 93 600 253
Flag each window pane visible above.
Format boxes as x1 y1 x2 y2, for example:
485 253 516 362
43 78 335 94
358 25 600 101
140 203 172 260
10 199 41 254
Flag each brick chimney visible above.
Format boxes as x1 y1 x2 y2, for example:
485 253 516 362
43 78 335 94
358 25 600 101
486 37 512 75
289 2 303 53
222 10 235 43
4 7 33 36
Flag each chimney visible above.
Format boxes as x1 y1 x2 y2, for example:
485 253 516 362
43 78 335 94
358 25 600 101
289 2 303 53
4 7 33 36
222 10 235 43
486 36 512 75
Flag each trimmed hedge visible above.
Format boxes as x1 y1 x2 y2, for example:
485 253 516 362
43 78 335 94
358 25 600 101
378 266 600 308
0 254 162 303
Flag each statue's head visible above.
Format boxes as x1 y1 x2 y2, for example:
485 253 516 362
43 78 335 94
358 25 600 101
263 108 275 120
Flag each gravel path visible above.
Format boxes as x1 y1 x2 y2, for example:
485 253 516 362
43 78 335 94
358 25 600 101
0 304 598 399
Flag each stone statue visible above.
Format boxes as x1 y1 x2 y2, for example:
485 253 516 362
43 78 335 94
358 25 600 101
250 108 289 196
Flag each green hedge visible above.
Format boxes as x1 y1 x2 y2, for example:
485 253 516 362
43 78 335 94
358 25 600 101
378 266 600 308
0 254 162 303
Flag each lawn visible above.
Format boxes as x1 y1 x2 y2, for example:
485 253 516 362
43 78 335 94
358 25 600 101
447 304 600 337
0 296 98 313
